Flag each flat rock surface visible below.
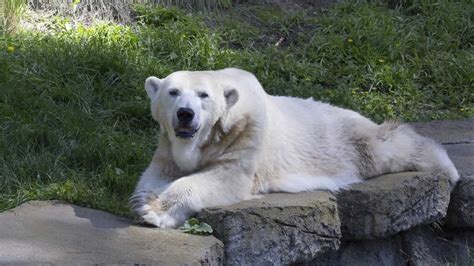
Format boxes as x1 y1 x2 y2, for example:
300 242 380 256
412 119 474 177
337 172 451 240
198 191 340 265
0 201 223 265
411 118 474 144
444 143 474 178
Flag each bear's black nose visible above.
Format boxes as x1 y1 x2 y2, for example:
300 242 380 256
177 108 195 123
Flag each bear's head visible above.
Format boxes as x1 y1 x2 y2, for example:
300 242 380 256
145 70 239 143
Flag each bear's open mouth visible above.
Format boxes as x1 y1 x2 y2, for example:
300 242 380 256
175 127 198 139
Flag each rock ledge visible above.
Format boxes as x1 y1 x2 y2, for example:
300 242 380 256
0 201 224 265
199 191 340 265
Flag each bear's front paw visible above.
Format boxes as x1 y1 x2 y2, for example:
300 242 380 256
141 210 179 228
129 190 159 216
129 190 184 228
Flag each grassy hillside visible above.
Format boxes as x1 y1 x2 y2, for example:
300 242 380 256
0 0 472 215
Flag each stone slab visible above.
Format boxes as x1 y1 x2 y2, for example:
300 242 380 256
447 179 474 228
411 119 474 229
313 226 474 266
0 201 224 265
412 118 473 177
337 172 451 240
198 191 340 265
402 226 474 266
311 236 406 266
443 143 474 178
411 118 474 145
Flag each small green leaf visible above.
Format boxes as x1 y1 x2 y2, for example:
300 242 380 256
180 221 192 230
196 222 213 233
180 218 213 235
188 217 200 226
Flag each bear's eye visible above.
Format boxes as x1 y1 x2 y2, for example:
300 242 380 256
169 89 180 97
199 92 209 99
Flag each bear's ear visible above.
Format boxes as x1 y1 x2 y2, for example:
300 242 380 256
224 88 239 109
145 76 161 100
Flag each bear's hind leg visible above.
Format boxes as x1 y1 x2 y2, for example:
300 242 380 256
366 122 460 184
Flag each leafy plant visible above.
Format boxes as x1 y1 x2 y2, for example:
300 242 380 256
132 4 186 27
180 218 213 235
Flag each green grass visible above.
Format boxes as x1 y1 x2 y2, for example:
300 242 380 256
1 0 27 35
0 0 472 215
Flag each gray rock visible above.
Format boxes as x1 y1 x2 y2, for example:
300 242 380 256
402 226 474 266
411 118 474 145
315 226 474 266
337 172 451 240
198 191 340 265
0 201 224 265
447 179 474 228
412 118 474 177
444 143 474 178
412 119 474 228
312 236 406 266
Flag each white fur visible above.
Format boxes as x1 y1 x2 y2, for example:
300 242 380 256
268 174 361 193
171 140 200 173
129 68 460 228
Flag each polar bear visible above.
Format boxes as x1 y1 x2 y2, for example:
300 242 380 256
129 68 459 228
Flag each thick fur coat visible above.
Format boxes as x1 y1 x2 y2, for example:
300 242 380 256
129 68 459 228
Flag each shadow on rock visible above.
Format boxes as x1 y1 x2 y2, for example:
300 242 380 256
72 204 130 229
